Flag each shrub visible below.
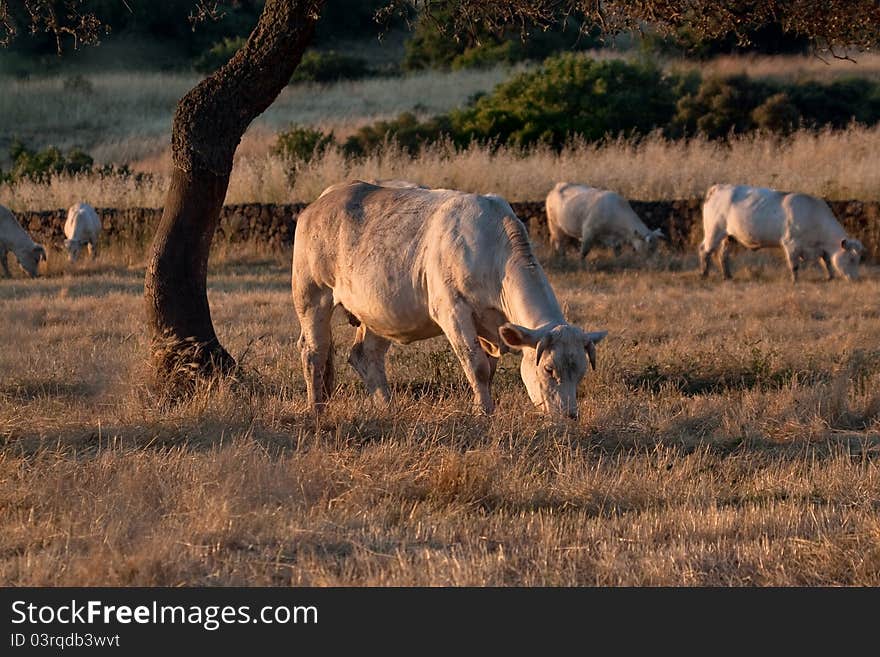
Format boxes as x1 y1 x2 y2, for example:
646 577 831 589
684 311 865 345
192 36 246 74
670 75 776 138
289 51 370 84
451 42 519 70
1 141 94 183
450 54 678 148
343 112 453 156
272 125 335 164
752 93 801 135
62 74 95 94
788 78 880 128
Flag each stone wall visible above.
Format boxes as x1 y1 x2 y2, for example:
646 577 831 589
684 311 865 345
15 198 880 262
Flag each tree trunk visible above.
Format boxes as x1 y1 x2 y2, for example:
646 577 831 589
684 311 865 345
144 0 324 384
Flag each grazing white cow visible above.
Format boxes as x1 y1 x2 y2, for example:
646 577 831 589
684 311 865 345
545 182 664 259
64 202 101 262
293 181 607 419
699 184 864 282
0 205 47 278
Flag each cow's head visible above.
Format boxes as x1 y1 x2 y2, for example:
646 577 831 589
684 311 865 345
18 244 46 278
832 238 863 281
498 322 607 420
64 238 87 262
637 228 665 254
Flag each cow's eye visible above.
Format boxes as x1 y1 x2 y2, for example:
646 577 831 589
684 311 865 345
543 365 554 375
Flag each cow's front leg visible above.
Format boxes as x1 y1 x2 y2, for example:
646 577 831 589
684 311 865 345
0 248 10 278
579 229 597 261
819 253 834 281
433 300 495 415
348 324 391 404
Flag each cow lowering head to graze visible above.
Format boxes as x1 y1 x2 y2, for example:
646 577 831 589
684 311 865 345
0 205 47 278
63 202 102 263
699 184 864 283
545 183 664 260
292 181 607 419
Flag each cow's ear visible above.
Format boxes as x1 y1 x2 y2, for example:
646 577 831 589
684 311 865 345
499 323 541 350
477 336 501 359
582 330 607 371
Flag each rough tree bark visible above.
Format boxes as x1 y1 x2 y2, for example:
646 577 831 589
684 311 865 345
144 0 324 381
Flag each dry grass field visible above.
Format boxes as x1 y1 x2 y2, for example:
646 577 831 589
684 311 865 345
4 125 880 211
2 240 878 586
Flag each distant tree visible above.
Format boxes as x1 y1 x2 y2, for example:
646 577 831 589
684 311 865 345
2 0 879 389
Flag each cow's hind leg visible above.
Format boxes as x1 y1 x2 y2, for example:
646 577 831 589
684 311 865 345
547 217 565 255
716 237 734 280
782 242 802 283
348 324 391 404
699 228 727 278
432 298 495 415
293 282 335 411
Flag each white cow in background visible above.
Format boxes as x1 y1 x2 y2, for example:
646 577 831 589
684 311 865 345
293 181 607 419
699 184 864 282
64 202 102 262
545 182 664 259
0 205 47 278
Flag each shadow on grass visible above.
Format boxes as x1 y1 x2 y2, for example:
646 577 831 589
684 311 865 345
623 366 832 396
0 380 95 401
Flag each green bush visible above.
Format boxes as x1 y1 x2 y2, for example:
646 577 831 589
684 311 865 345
788 78 880 128
670 75 776 138
451 42 520 70
343 112 453 156
1 141 94 183
62 74 95 94
290 51 370 84
752 92 801 135
450 54 678 148
639 22 810 59
192 36 246 74
272 125 335 164
328 56 880 158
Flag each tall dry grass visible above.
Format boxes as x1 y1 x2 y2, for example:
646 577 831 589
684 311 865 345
670 52 880 82
1 244 878 585
3 125 879 210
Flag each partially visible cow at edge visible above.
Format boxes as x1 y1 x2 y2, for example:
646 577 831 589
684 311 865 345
64 202 102 262
0 205 47 278
545 182 664 259
699 184 864 282
292 181 607 419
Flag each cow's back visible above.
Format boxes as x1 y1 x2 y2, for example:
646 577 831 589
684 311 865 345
706 184 787 248
65 203 100 240
293 182 513 339
548 183 608 237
